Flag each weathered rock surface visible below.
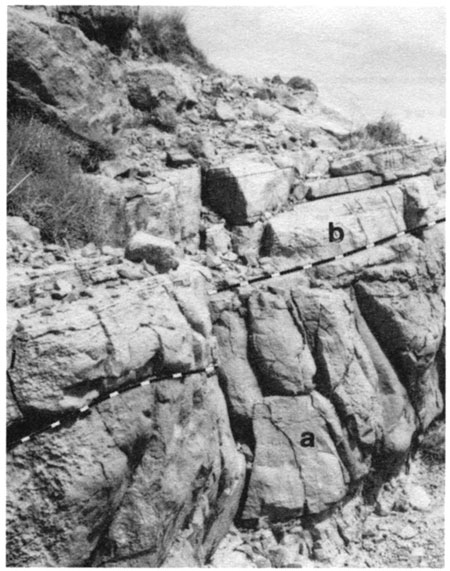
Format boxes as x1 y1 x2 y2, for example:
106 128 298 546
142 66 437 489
7 374 245 567
123 167 202 249
126 62 197 112
210 293 263 442
125 232 179 272
203 156 292 224
355 262 444 430
354 304 416 459
247 289 316 396
400 174 440 227
329 144 444 181
294 285 416 468
7 216 42 246
9 283 196 417
306 172 383 198
262 186 406 267
243 394 349 520
293 287 381 469
8 7 135 143
7 258 245 567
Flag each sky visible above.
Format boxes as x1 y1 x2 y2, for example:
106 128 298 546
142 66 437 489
181 6 445 142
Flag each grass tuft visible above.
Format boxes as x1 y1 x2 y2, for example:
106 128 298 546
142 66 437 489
344 113 408 150
140 8 212 70
8 114 108 247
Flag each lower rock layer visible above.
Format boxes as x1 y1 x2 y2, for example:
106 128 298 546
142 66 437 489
7 374 245 567
243 393 349 521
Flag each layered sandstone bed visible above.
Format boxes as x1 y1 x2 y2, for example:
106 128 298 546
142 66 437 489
7 6 445 567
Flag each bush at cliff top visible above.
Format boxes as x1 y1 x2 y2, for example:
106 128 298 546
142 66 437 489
7 115 107 247
140 9 212 70
365 113 407 146
345 113 408 150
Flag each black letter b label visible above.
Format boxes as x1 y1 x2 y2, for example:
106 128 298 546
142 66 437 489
329 222 345 243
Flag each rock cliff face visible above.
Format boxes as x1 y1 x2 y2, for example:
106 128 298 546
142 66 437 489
7 6 445 567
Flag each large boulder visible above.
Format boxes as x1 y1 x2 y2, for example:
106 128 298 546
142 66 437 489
124 168 202 250
126 62 197 112
125 232 179 273
399 175 440 227
7 216 41 247
203 156 293 224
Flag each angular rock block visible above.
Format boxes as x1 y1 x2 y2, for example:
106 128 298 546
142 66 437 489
306 172 383 199
355 275 444 429
215 100 236 122
243 394 349 521
262 186 405 267
125 231 179 272
124 167 202 249
399 175 441 227
7 216 41 247
275 105 352 139
229 221 264 262
354 303 416 460
203 156 292 224
329 144 444 182
210 293 263 440
247 290 316 396
126 62 197 112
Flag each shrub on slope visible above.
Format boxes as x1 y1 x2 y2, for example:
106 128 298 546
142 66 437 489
140 9 212 70
7 115 107 247
345 113 408 150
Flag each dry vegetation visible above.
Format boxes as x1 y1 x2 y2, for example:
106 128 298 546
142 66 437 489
140 8 212 70
7 115 108 246
345 113 408 150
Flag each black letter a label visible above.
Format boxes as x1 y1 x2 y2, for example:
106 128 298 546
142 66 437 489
329 222 345 243
300 431 315 447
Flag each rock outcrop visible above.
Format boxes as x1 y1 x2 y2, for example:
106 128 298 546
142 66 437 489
7 261 245 567
8 6 136 143
203 156 292 224
7 5 445 567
